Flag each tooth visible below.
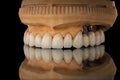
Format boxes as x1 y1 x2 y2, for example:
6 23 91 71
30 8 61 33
52 34 63 48
23 31 29 45
41 33 52 48
41 49 52 63
83 48 89 60
52 49 63 64
35 48 41 61
29 33 35 47
88 32 96 46
99 30 105 43
73 32 83 48
63 50 72 64
23 45 29 60
83 34 89 47
88 47 96 61
64 33 72 48
99 45 105 57
35 34 41 47
29 47 35 60
95 31 101 45
95 46 101 59
73 49 83 65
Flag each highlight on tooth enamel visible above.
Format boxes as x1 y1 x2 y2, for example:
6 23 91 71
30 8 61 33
52 34 63 49
35 34 41 47
83 34 89 47
64 33 72 48
63 50 73 64
73 32 83 48
41 49 52 63
88 32 96 46
41 33 52 48
88 47 96 61
95 31 101 45
52 49 64 64
35 48 41 61
29 33 35 47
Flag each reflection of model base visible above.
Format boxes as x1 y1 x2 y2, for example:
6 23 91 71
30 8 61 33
19 52 116 80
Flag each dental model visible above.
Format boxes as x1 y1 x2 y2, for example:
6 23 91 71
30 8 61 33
19 0 117 48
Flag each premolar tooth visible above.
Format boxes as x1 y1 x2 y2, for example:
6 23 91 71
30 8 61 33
29 33 35 47
64 33 72 48
73 32 83 48
52 34 63 48
95 31 101 45
24 45 29 60
73 49 83 65
41 49 52 63
41 33 52 48
35 34 41 47
88 32 96 46
83 34 89 47
35 48 41 61
88 47 96 61
83 48 89 60
99 45 105 57
29 47 35 60
63 50 72 64
99 30 105 43
52 49 63 64
95 46 101 59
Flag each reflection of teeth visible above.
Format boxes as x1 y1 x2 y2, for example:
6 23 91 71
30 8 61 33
99 45 105 57
99 30 105 43
41 33 52 48
95 46 101 59
41 49 52 63
83 34 89 47
95 31 101 45
23 31 29 45
73 49 82 65
52 49 63 64
35 34 41 47
88 47 96 61
73 32 83 48
64 33 72 48
63 50 72 64
52 34 63 48
83 48 89 60
29 47 35 60
29 33 34 47
88 32 96 46
24 45 30 59
35 48 41 61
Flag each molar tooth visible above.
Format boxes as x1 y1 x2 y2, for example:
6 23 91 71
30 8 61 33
83 48 89 60
52 34 63 48
63 50 73 64
95 31 101 45
41 33 52 48
52 49 63 64
88 32 96 46
88 47 96 61
73 32 83 48
29 47 35 60
23 31 29 45
29 33 35 47
99 30 105 43
64 33 72 48
35 48 41 61
41 49 52 63
73 49 83 65
24 45 30 60
35 34 41 47
83 34 89 47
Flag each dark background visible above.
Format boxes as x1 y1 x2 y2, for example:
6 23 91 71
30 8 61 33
2 0 119 80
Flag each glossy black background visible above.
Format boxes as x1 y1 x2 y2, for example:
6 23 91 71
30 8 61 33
3 0 119 80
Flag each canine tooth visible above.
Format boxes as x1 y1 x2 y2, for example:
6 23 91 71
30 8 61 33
24 45 29 59
88 47 96 61
52 49 63 64
63 50 72 64
83 48 89 60
35 34 41 47
95 46 101 59
99 30 105 43
73 49 83 65
73 32 83 48
64 33 72 48
35 48 41 61
52 34 63 48
29 33 35 47
29 47 35 60
99 45 105 57
83 34 89 47
24 31 29 45
88 32 96 46
95 31 101 45
41 33 52 48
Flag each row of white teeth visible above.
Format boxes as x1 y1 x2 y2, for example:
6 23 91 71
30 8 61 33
24 30 105 48
24 45 105 64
